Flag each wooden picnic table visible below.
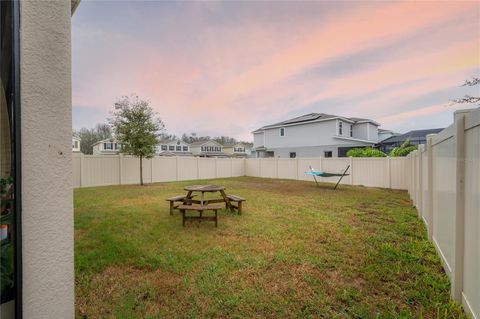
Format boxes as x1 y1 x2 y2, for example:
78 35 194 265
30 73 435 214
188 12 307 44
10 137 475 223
183 184 234 211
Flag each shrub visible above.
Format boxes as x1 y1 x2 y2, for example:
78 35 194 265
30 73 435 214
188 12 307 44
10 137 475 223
389 139 417 157
347 147 387 157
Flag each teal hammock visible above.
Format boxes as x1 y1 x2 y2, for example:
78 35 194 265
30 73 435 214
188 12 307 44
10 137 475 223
305 165 350 190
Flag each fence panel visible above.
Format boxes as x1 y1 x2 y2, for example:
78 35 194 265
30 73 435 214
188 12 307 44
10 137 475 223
260 158 276 178
177 157 197 181
198 158 215 179
82 155 119 187
72 155 81 188
277 158 297 180
245 158 260 177
390 157 408 190
152 157 176 182
431 136 456 277
463 114 480 316
231 158 245 177
216 158 231 178
351 158 387 188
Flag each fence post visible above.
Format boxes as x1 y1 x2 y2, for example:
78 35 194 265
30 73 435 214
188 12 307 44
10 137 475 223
295 158 299 180
196 157 200 179
175 156 179 181
275 157 279 178
258 158 262 177
386 157 391 189
452 111 466 302
418 145 424 217
80 153 85 188
150 157 154 183
319 157 323 182
349 157 354 185
118 154 123 185
426 136 434 241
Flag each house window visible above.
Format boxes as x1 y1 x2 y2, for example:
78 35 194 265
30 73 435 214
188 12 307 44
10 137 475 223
350 125 353 137
289 152 296 158
161 145 167 151
280 127 285 136
338 121 343 135
114 143 118 150
169 145 174 151
324 151 333 158
183 146 188 152
176 146 181 151
104 143 113 150
74 141 78 149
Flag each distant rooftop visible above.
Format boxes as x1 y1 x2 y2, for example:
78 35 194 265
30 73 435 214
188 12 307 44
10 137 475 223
380 128 444 144
253 113 380 132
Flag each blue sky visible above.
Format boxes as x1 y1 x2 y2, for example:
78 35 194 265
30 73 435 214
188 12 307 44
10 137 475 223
72 1 479 140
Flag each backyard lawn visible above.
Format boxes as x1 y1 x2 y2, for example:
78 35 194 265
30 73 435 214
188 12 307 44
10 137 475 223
74 177 465 318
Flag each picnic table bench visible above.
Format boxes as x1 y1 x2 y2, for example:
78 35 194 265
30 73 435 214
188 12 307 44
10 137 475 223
178 204 223 227
166 194 196 215
227 194 245 214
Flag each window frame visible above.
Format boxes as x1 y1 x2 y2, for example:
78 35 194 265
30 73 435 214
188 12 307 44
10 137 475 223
338 121 343 135
279 127 285 137
324 151 333 158
161 145 167 151
289 152 296 158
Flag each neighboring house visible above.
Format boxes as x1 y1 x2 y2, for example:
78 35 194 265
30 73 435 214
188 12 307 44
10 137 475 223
378 128 398 142
156 139 192 156
92 139 122 155
222 142 253 157
189 140 227 157
252 113 384 158
72 135 81 153
377 128 444 153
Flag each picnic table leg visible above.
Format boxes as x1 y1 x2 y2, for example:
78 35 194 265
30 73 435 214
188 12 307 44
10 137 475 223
169 201 174 215
238 201 242 215
185 191 193 205
220 190 234 212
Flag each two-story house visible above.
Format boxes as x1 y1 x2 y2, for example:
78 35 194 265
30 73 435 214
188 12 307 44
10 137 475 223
92 138 122 155
252 113 384 158
72 135 81 153
189 140 227 157
222 142 253 157
156 139 192 156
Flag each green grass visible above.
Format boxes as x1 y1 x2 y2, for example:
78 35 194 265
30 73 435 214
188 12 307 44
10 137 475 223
75 177 465 318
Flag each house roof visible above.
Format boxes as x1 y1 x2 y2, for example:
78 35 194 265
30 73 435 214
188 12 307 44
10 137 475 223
378 128 395 133
253 113 380 132
222 142 253 148
189 139 223 147
380 128 444 144
91 138 119 147
158 139 190 145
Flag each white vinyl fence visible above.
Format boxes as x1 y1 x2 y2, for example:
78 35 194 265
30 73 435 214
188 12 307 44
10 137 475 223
73 155 409 190
407 108 479 318
72 155 246 188
244 157 409 189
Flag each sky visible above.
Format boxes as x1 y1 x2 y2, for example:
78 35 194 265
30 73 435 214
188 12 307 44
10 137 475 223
72 1 480 141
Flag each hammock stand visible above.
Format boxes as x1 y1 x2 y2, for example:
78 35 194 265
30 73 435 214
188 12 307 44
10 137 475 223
305 165 350 190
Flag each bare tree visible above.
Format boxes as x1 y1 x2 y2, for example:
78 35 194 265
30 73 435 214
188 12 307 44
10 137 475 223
450 77 480 105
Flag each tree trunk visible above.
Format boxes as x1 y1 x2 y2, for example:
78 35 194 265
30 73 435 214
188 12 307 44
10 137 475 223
140 155 143 186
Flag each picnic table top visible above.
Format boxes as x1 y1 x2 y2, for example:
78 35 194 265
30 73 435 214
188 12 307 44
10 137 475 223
184 184 226 192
